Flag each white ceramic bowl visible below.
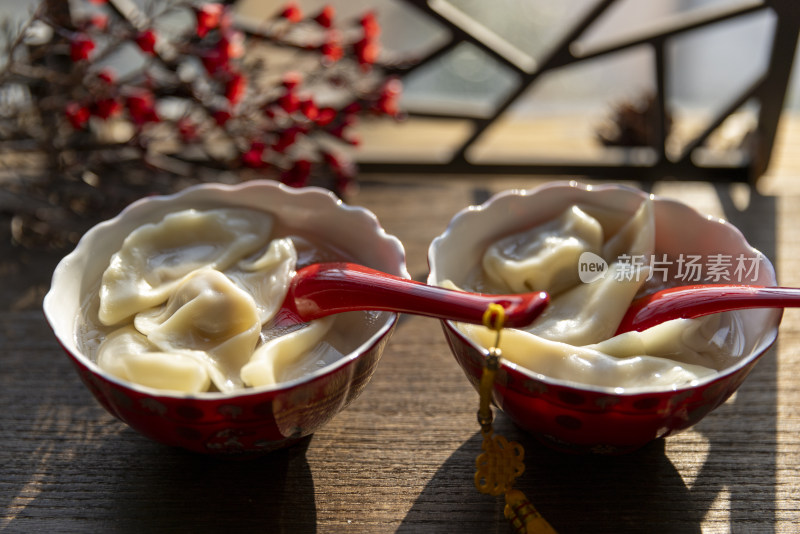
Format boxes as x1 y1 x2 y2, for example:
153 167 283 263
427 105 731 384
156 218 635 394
44 181 407 455
428 181 782 453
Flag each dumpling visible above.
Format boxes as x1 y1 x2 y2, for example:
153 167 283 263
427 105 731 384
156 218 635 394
482 205 603 296
443 197 730 390
241 316 335 387
523 262 650 346
226 237 298 325
600 197 655 263
478 198 657 346
457 322 716 390
89 205 355 393
134 268 262 392
97 326 211 393
588 313 744 371
99 208 273 325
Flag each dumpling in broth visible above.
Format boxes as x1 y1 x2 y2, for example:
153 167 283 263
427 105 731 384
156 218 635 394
98 208 273 325
520 199 656 346
88 207 356 393
588 313 745 371
522 262 650 346
456 322 716 389
241 316 335 387
482 205 603 296
134 268 261 392
445 197 733 390
226 237 297 325
97 326 212 393
600 196 656 263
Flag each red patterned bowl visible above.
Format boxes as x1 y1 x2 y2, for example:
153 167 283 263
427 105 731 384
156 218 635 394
428 181 782 453
44 181 407 456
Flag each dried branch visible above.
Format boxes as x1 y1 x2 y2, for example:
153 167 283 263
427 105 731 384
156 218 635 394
0 0 403 249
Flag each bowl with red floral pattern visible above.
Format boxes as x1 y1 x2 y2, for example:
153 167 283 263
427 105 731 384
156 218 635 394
44 180 407 455
428 181 781 453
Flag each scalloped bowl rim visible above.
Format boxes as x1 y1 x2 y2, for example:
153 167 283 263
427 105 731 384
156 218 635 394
428 180 782 396
44 180 409 400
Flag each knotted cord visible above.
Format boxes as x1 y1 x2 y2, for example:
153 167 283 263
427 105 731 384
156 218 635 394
475 303 557 534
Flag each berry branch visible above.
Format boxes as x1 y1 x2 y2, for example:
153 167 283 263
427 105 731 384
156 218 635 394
0 0 402 248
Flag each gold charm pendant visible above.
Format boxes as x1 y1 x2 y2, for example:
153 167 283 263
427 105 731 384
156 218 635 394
475 304 557 534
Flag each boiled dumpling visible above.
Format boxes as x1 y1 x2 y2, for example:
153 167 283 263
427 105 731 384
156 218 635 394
99 208 273 325
480 197 657 347
601 197 655 263
443 197 731 390
522 262 650 346
134 268 261 392
241 316 335 387
89 205 357 393
226 237 297 325
588 313 744 371
482 205 603 296
97 326 211 393
457 322 716 390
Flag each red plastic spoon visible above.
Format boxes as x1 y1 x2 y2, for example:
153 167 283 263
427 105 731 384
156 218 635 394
616 284 794 335
270 262 550 328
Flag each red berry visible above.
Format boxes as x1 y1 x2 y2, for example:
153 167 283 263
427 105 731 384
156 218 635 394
278 91 300 114
279 3 303 23
225 72 247 106
126 91 159 124
92 98 122 119
65 102 90 129
313 6 334 28
70 35 95 62
196 3 224 37
212 109 231 126
360 12 381 39
135 29 157 55
354 37 379 66
96 68 116 84
321 40 343 63
315 107 337 126
242 141 266 168
281 159 311 187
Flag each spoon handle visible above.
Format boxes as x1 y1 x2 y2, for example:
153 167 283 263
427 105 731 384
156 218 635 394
288 263 549 327
616 284 795 334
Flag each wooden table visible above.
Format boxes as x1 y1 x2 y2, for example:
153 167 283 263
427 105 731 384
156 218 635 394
3 170 800 533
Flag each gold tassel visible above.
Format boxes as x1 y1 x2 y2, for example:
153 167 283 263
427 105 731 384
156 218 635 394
475 303 558 533
504 489 558 534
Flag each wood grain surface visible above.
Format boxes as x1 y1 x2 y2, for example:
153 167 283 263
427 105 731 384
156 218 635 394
2 173 800 533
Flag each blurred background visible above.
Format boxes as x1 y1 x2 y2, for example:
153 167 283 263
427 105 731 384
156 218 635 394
230 0 800 187
1 0 798 230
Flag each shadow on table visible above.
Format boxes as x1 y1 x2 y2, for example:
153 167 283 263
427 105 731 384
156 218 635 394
397 423 700 533
93 434 318 533
398 347 777 534
2 418 317 533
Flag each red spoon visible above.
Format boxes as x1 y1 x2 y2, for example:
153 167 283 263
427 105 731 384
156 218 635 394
616 284 793 335
270 262 550 328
